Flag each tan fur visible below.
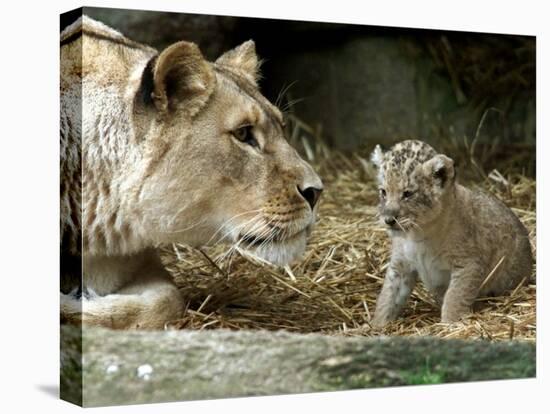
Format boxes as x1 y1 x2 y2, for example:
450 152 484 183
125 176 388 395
370 140 533 326
60 17 323 330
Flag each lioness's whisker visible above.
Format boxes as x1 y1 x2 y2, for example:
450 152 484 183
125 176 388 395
274 80 298 109
221 213 270 262
217 214 265 264
161 217 207 234
254 216 279 251
206 208 264 246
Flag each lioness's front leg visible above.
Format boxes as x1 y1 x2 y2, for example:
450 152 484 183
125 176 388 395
372 260 417 327
441 262 483 323
61 254 184 330
61 273 183 330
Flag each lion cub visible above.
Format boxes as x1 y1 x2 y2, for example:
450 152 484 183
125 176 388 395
370 140 533 326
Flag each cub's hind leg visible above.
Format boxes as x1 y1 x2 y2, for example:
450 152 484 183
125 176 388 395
441 262 483 323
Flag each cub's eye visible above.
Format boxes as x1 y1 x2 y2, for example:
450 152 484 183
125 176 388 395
232 125 259 148
379 188 387 198
402 190 414 199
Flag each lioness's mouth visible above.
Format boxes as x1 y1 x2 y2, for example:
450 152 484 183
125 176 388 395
236 224 312 267
241 234 269 247
239 226 308 248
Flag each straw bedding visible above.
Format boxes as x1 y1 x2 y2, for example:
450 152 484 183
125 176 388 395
162 133 536 342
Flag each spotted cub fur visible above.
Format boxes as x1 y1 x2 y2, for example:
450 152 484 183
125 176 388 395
370 140 533 326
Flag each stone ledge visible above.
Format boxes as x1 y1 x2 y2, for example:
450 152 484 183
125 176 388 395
60 326 535 407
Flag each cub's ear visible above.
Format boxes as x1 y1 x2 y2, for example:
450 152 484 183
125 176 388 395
370 144 385 168
215 40 260 84
150 41 215 116
423 154 455 187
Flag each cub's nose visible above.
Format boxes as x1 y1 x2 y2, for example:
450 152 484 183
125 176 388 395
298 186 323 210
384 217 397 226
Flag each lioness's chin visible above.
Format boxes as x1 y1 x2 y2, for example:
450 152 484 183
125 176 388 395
243 232 308 267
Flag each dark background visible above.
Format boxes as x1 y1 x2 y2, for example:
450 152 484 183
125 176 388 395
64 7 535 171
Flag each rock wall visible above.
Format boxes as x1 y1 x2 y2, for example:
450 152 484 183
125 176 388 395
81 7 535 151
61 326 535 407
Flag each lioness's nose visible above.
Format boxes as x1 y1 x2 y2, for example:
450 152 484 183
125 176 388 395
295 155 323 209
298 186 323 210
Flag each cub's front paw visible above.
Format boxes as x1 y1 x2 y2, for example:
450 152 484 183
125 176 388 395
371 314 390 329
441 302 471 324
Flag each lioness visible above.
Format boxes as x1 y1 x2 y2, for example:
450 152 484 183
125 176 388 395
60 17 323 329
370 140 533 326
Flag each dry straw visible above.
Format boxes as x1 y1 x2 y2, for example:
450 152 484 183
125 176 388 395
163 119 536 342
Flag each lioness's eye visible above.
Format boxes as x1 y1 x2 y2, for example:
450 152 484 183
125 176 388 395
379 188 387 198
233 125 259 148
402 190 414 199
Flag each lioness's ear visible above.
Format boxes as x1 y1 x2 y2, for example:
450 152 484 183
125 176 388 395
423 154 455 187
370 144 385 168
215 40 260 84
151 41 215 115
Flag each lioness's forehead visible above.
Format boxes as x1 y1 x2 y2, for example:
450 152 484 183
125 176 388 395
213 66 284 128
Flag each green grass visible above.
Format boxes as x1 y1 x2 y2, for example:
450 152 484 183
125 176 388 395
402 357 445 385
